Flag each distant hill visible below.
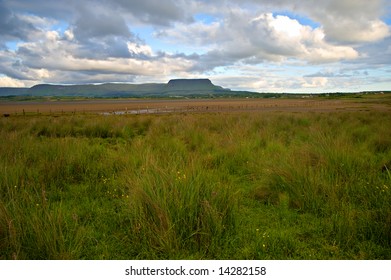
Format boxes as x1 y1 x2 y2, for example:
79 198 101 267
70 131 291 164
0 87 29 96
0 79 239 98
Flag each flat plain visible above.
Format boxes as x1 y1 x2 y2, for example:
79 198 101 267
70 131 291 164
1 96 391 115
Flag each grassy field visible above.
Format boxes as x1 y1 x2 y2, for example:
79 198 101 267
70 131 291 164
0 108 390 259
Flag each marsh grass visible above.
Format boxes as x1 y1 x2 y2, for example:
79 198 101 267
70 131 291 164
0 112 390 259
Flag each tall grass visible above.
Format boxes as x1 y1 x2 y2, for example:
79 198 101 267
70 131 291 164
0 112 390 259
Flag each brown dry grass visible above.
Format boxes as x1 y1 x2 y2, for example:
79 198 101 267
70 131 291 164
1 97 390 115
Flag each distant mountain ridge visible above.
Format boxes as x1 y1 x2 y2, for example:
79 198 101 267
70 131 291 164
0 79 235 98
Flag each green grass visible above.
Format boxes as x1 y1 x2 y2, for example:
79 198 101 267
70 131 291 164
0 111 390 259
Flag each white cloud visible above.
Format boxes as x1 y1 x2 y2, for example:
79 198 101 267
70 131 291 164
248 13 358 62
164 11 360 71
321 17 389 43
127 42 153 56
265 14 302 38
311 0 390 43
223 0 390 43
64 29 74 41
0 76 27 87
302 77 328 88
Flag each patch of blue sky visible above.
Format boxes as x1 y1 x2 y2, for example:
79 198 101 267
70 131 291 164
5 41 20 51
383 4 391 24
273 10 320 29
51 20 68 35
194 13 219 24
383 15 391 25
367 67 391 78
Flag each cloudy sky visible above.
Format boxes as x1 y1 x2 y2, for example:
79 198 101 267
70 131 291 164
0 0 390 92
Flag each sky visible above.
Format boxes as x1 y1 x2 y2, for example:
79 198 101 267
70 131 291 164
0 0 390 93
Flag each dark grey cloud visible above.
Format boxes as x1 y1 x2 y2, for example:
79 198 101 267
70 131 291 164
45 70 137 85
354 36 391 66
73 5 132 40
173 51 233 73
5 0 83 22
0 50 39 80
69 4 136 59
114 0 192 25
0 0 37 42
6 0 192 26
69 38 132 60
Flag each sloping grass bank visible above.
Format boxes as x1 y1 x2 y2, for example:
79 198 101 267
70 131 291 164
0 111 390 259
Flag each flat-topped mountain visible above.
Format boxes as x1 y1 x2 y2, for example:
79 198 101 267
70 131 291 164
168 78 213 85
167 78 218 89
0 79 234 98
